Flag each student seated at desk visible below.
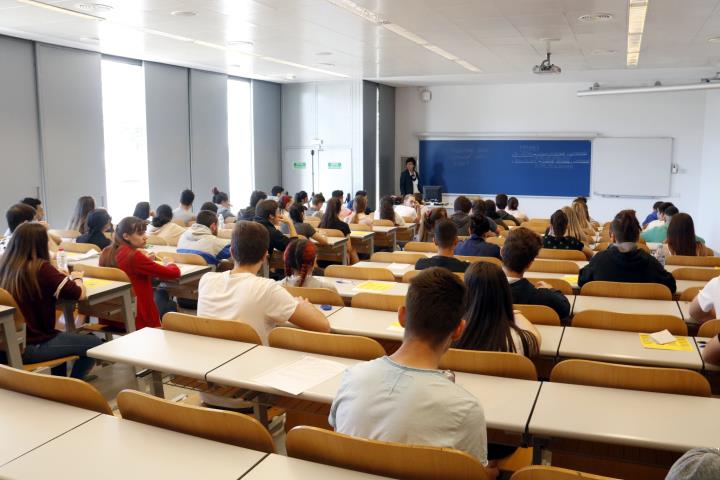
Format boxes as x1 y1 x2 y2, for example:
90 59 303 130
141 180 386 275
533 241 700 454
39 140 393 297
212 187 235 221
76 209 112 250
562 206 592 245
294 190 309 207
494 194 519 226
254 199 297 256
450 196 473 235
415 220 469 273
655 211 706 256
133 202 153 222
455 262 540 357
645 202 674 231
177 210 230 265
21 198 62 248
454 215 501 259
484 200 508 230
197 221 330 344
666 448 720 479
173 189 195 225
288 204 328 245
238 190 267 221
100 217 181 329
543 209 593 260
146 205 185 245
306 193 325 218
376 195 406 226
417 207 448 243
642 201 663 229
471 199 499 234
0 203 44 255
330 268 497 476
344 194 373 226
394 194 419 223
578 210 676 293
0 223 101 379
503 227 571 320
319 198 359 264
278 238 338 292
331 190 352 218
67 195 95 234
505 196 528 223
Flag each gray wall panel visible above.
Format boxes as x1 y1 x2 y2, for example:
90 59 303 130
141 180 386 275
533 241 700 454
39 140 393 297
378 84 395 198
362 81 377 208
253 80 281 192
36 44 106 226
145 62 191 209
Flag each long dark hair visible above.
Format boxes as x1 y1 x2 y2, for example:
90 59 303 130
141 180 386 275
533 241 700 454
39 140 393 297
348 195 368 224
418 208 447 242
68 196 95 233
667 213 700 256
0 223 50 300
319 198 342 229
454 262 539 356
85 209 112 236
283 238 317 287
133 202 151 220
100 217 147 268
378 196 396 223
151 204 173 229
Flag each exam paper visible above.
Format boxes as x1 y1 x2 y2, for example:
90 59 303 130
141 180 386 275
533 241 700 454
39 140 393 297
252 356 348 395
386 263 413 275
649 329 676 345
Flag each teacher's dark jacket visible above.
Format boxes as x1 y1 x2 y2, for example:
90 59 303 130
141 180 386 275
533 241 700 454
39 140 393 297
400 170 422 196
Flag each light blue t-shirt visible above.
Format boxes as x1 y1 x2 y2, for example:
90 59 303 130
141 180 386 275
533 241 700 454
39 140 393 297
329 356 488 464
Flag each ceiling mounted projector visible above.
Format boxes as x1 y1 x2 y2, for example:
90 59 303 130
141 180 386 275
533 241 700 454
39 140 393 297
533 51 562 75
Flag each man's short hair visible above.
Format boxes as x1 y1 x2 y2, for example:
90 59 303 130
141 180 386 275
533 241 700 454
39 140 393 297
495 193 508 210
664 206 679 218
405 157 416 166
271 186 284 196
200 202 218 213
355 190 367 197
331 190 344 199
20 197 42 210
180 189 195 206
658 202 674 214
469 215 491 237
502 227 542 273
653 201 663 211
311 193 325 206
255 199 279 220
231 221 269 265
6 203 37 233
404 267 466 347
434 219 458 249
453 196 472 214
195 210 217 229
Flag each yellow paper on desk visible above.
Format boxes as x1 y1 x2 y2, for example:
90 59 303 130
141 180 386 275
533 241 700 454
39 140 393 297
82 278 114 289
561 275 579 285
387 321 404 332
349 231 368 238
353 281 394 293
639 334 693 351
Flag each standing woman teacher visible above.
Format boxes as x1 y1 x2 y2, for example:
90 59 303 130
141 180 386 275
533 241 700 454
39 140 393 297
400 157 422 196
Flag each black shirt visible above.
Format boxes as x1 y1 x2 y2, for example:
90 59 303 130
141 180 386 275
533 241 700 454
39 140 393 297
509 278 571 320
543 235 584 251
255 217 290 254
454 235 501 259
578 246 676 293
415 255 469 273
239 206 255 221
321 217 350 236
76 230 111 250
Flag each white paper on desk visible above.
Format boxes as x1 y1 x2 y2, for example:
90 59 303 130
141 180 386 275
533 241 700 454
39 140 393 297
66 250 99 261
649 329 677 345
252 356 348 395
386 263 412 275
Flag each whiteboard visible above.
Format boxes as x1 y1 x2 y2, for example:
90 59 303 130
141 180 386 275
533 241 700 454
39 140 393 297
592 138 672 197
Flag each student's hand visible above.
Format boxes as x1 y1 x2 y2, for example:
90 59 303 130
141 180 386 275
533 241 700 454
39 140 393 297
279 214 292 225
536 281 552 289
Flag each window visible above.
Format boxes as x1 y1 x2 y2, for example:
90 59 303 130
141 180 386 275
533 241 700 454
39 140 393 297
101 58 149 220
227 78 253 208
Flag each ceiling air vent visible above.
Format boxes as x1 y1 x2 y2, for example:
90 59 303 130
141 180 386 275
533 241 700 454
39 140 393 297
578 13 614 23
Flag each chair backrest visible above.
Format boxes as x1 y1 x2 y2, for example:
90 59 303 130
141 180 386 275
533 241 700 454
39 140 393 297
571 310 687 335
528 219 550 225
439 349 537 380
404 241 438 253
537 248 586 261
268 327 385 361
286 426 490 480
351 293 404 312
116 389 274 452
402 216 415 223
485 236 505 246
0 364 112 414
520 223 547 235
59 242 100 254
671 267 720 282
349 223 372 232
325 265 395 281
145 235 168 246
370 252 425 264
679 286 702 302
527 260 579 274
402 269 464 283
526 278 573 295
156 251 208 266
318 228 346 238
699 319 720 338
550 359 711 397
306 216 321 225
372 219 394 227
455 256 502 267
162 312 262 344
514 304 562 326
666 255 720 267
49 229 81 240
0 287 26 330
511 465 617 480
283 286 345 307
72 264 131 284
579 281 672 300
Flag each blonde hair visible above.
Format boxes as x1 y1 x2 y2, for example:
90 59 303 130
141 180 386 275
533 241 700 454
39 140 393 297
572 202 592 229
562 206 589 244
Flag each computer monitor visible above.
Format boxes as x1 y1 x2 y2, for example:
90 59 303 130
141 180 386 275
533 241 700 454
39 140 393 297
423 186 442 203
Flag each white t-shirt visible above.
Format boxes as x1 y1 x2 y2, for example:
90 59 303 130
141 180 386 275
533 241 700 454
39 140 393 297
697 277 720 314
394 204 417 222
278 275 339 293
645 219 665 230
197 271 298 344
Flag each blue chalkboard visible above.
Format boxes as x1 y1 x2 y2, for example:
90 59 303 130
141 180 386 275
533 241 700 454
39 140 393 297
419 139 591 197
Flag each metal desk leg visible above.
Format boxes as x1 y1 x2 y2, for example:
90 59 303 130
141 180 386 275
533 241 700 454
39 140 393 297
62 302 77 333
0 314 22 368
341 242 348 265
150 370 164 397
120 291 135 333
390 232 397 252
368 237 374 254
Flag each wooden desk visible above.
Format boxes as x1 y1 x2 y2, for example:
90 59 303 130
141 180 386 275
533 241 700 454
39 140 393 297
327 306 401 341
348 231 375 257
245 454 393 479
323 277 409 299
0 414 267 479
529 381 720 452
0 305 21 368
675 279 706 297
523 271 579 291
0 389 100 466
535 325 564 358
60 277 135 334
558 327 703 370
372 226 398 252
353 261 414 280
695 337 720 372
317 236 350 265
572 295 683 318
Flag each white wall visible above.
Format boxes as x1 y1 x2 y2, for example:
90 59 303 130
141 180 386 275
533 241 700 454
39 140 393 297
395 82 711 241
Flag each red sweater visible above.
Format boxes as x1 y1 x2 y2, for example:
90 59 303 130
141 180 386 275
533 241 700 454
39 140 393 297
113 246 181 329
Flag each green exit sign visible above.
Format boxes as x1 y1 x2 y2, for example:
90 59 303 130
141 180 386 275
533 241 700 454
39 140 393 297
328 162 342 169
293 161 306 170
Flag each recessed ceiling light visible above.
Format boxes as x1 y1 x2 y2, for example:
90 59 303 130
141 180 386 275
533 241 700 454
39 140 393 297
316 51 333 56
171 10 196 17
228 40 254 47
591 49 617 56
75 3 112 13
708 36 720 44
578 13 614 22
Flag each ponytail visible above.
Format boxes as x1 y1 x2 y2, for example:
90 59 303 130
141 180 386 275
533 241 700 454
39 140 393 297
283 238 317 287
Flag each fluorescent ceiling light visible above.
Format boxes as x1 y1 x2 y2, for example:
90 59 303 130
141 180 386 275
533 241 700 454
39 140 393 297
626 0 648 67
325 0 481 73
578 81 720 96
17 0 105 20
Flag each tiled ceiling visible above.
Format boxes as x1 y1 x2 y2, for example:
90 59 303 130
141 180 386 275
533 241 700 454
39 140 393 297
1 0 719 85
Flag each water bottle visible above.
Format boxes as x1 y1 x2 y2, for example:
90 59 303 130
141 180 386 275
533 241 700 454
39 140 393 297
56 248 68 271
218 213 225 230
